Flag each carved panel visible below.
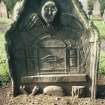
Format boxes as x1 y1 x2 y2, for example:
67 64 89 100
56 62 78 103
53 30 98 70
38 39 67 74
38 48 66 73
69 49 77 67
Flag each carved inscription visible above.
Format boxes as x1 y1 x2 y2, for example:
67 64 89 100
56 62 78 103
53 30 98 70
38 39 67 74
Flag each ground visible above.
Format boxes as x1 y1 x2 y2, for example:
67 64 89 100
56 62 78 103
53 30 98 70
0 84 105 105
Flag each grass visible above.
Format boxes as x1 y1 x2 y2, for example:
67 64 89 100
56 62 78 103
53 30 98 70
93 19 105 74
0 32 9 82
93 20 105 39
0 17 12 25
99 50 105 74
0 32 7 61
0 18 11 83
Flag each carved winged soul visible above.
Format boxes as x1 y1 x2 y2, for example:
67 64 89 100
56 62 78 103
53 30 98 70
41 1 58 26
23 1 58 31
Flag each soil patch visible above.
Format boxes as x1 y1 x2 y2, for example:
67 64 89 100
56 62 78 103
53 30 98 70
0 84 105 105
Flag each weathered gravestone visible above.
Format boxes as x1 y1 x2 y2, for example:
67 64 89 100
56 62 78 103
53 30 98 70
12 0 24 21
93 0 101 16
79 0 88 15
0 0 7 18
5 0 99 99
102 9 105 23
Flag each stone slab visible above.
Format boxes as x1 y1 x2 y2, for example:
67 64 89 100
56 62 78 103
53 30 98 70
43 85 64 96
21 74 87 83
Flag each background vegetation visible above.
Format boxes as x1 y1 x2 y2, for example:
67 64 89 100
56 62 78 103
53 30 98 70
93 21 105 75
1 0 19 18
94 20 105 39
0 18 11 85
0 31 9 84
99 50 105 74
100 0 105 15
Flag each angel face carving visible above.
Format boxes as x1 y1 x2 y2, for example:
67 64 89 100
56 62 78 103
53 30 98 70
41 1 58 25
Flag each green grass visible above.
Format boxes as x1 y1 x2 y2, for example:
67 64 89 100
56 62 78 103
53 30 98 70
0 18 12 83
0 32 9 81
0 63 9 82
0 32 7 61
0 23 10 82
93 19 105 74
93 20 105 39
99 50 105 74
0 17 12 25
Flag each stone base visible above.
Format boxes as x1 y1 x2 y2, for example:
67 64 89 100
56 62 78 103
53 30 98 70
72 86 86 98
20 74 90 96
21 74 87 83
43 85 64 96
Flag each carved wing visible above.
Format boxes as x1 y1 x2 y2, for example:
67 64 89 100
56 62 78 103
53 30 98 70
23 13 45 31
60 13 84 32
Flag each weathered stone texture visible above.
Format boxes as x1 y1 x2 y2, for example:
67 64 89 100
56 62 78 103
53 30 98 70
43 86 64 96
0 1 7 18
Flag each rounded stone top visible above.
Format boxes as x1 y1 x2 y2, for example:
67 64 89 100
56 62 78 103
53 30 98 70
43 85 64 96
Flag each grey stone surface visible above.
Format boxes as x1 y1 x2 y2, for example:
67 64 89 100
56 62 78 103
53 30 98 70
93 0 101 16
21 74 87 83
72 86 85 98
79 0 88 14
5 0 99 98
43 86 64 96
103 10 105 23
0 1 7 18
30 85 39 96
12 0 24 21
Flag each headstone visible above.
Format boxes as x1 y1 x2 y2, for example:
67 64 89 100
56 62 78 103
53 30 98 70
79 0 88 14
72 86 85 98
0 1 7 18
20 85 28 95
5 0 99 99
93 0 101 16
43 86 64 96
30 85 39 96
12 0 24 21
103 9 105 23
